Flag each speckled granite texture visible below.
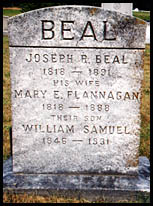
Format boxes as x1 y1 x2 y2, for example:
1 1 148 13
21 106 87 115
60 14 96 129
8 6 147 175
3 156 150 200
8 6 146 48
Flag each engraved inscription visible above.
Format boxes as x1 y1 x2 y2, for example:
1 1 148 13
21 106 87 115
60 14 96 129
22 124 75 133
41 20 117 41
9 6 146 174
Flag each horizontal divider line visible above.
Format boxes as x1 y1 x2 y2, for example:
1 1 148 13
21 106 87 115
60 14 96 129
14 172 136 176
9 45 145 50
72 140 83 142
68 107 80 109
71 71 82 73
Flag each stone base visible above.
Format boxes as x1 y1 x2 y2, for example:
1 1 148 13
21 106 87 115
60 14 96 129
3 156 150 202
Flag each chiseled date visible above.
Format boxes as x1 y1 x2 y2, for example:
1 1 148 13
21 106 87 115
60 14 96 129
85 104 109 112
42 137 110 145
43 68 65 76
88 138 109 145
43 137 67 145
42 103 64 111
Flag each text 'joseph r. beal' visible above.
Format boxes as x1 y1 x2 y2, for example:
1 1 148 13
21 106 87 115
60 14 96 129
41 20 116 41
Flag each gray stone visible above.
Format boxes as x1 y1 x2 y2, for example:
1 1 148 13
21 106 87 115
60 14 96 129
3 16 9 35
101 3 133 16
3 156 150 201
7 6 147 175
146 23 150 44
8 6 145 48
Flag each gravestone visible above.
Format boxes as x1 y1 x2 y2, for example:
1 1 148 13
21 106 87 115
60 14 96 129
4 5 149 201
3 16 9 35
146 23 150 44
101 3 133 16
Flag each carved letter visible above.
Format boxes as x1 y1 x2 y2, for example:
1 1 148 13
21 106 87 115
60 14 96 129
103 21 116 41
80 21 97 40
42 20 55 40
61 21 74 40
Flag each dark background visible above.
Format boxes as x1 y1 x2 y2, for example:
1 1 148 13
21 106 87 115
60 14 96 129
2 1 151 11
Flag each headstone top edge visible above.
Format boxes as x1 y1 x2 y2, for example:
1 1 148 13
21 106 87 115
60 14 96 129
8 5 101 20
8 5 147 48
8 5 146 25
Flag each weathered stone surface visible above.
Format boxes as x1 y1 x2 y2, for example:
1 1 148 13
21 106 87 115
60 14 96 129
8 6 146 48
146 23 150 44
101 3 133 16
3 156 150 201
3 16 9 35
8 6 147 175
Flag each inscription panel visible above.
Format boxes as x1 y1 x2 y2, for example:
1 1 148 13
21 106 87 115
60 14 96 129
8 6 147 174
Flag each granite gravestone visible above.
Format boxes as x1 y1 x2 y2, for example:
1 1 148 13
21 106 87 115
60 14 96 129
3 16 9 35
4 6 149 200
101 3 133 16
